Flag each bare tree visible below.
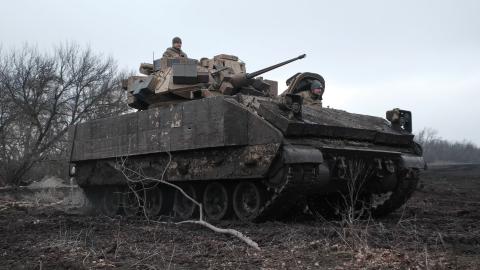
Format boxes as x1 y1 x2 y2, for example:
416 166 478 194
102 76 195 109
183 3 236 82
416 127 439 146
415 127 480 164
0 43 128 185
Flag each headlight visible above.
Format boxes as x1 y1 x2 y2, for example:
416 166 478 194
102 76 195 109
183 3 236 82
69 164 76 176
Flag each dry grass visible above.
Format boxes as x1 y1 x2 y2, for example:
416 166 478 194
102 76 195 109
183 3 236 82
313 159 452 269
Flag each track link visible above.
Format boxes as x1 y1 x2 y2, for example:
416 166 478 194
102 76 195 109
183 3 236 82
255 164 325 221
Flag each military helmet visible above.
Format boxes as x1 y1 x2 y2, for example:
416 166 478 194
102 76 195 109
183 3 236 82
310 79 324 97
172 37 182 44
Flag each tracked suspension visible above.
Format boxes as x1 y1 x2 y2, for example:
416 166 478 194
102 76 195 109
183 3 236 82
79 154 419 221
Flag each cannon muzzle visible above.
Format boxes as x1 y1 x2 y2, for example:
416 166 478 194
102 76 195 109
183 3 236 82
246 54 306 79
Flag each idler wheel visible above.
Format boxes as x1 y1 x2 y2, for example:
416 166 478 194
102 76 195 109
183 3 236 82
121 188 139 217
233 182 263 221
203 182 230 221
370 169 419 217
101 187 122 217
144 186 164 218
83 187 104 213
173 184 197 220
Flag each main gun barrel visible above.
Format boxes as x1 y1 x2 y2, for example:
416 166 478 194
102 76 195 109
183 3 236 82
246 54 306 79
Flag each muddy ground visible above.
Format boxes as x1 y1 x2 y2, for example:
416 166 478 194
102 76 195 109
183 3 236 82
1 164 479 269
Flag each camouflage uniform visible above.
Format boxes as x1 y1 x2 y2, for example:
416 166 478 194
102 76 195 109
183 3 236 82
298 90 323 107
296 79 324 107
162 47 188 58
163 37 188 58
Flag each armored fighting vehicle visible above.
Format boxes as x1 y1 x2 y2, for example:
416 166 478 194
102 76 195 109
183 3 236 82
68 53 425 221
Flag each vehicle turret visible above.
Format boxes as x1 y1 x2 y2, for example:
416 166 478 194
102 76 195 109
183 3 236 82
123 54 306 110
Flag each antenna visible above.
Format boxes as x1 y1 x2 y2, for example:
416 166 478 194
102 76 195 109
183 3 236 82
152 51 155 63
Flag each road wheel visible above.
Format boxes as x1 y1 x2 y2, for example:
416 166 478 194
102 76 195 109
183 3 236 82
233 182 263 221
173 184 197 220
203 182 230 222
121 188 139 217
145 187 164 218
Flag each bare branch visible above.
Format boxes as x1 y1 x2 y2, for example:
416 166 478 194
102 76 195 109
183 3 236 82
114 154 260 251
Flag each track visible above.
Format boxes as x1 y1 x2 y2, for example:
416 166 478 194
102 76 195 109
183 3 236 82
80 154 420 222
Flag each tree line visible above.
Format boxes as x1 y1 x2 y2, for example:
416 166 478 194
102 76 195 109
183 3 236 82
416 128 480 164
0 43 129 186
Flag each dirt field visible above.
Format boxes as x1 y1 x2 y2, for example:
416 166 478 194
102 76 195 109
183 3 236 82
1 164 479 269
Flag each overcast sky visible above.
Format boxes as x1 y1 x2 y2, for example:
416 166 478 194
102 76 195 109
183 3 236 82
1 0 479 144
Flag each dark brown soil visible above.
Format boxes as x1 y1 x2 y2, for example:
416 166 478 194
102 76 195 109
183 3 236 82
1 164 479 269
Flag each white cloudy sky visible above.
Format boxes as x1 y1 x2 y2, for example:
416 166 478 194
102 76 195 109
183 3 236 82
1 0 479 144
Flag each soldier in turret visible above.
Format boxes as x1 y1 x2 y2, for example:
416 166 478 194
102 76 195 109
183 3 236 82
162 37 188 58
297 79 324 107
286 73 325 107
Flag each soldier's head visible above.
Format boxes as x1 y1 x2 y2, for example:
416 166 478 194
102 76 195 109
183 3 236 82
172 37 182 50
310 79 325 99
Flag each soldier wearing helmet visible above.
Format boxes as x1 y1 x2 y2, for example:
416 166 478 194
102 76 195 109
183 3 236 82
163 37 188 58
288 74 325 107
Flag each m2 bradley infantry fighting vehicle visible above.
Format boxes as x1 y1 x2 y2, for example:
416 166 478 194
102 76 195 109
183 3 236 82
68 52 425 221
